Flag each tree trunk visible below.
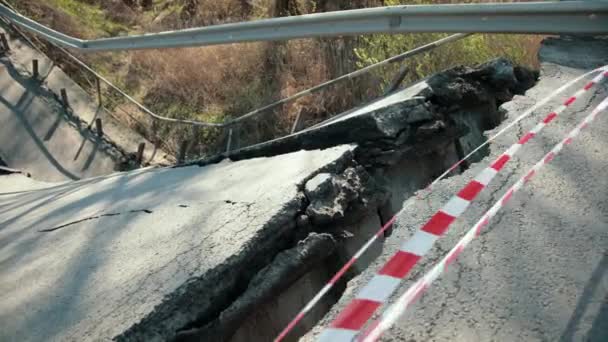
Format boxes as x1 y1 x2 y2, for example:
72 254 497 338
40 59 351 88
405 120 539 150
273 0 301 17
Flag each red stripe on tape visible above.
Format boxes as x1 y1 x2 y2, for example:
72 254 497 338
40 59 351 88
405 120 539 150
544 152 556 163
491 154 510 171
363 96 608 341
476 216 490 236
457 181 485 201
502 189 514 205
524 169 536 183
379 251 420 278
564 97 576 106
276 312 306 341
279 67 608 342
564 137 574 145
543 112 558 124
360 321 382 342
330 257 358 285
421 211 456 235
331 299 381 330
445 244 464 268
411 282 428 303
518 132 535 145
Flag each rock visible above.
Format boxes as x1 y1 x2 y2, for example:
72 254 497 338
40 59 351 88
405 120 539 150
426 58 537 108
416 120 447 139
305 170 360 226
304 173 332 199
303 166 385 227
513 66 539 94
296 214 312 230
467 57 519 89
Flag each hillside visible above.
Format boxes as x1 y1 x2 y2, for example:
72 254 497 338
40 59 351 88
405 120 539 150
6 0 543 158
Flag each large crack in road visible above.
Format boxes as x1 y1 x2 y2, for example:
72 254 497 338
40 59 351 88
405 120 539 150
1 39 574 342
304 36 608 342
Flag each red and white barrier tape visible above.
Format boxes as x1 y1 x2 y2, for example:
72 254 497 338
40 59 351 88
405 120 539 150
274 66 608 342
317 69 608 342
362 94 608 342
425 65 608 194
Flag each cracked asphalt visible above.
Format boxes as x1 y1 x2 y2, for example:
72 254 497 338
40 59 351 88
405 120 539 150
306 44 608 341
0 145 354 341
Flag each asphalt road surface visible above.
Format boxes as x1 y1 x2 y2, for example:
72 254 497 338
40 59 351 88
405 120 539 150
0 25 170 182
306 41 608 341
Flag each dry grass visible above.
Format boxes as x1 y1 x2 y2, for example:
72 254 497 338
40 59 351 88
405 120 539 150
8 0 85 38
10 0 545 158
131 45 268 112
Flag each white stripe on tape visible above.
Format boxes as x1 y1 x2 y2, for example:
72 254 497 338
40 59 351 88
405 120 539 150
318 328 357 342
441 196 470 217
357 275 401 303
505 144 521 157
474 167 498 186
530 122 545 134
400 230 439 256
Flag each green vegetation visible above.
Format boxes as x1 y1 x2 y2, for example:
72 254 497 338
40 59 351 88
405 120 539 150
49 0 128 35
8 0 543 158
355 33 542 89
8 0 129 37
355 0 542 88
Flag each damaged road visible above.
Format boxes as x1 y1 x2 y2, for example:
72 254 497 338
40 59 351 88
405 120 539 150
305 36 608 342
0 56 537 342
0 145 353 341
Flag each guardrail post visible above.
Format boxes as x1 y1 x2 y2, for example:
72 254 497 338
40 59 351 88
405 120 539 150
95 118 103 137
225 128 234 154
384 65 409 95
291 109 304 134
95 77 102 107
234 124 241 151
178 140 189 163
136 142 145 165
189 126 200 159
60 88 69 108
32 59 39 79
0 33 9 53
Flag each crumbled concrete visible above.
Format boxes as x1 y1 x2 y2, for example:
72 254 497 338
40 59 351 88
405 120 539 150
305 36 608 342
304 173 332 199
176 58 538 342
174 233 338 342
305 168 369 226
0 53 540 342
191 58 537 172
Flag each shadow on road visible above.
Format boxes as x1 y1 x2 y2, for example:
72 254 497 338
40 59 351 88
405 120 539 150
0 58 118 181
0 91 81 181
559 253 608 342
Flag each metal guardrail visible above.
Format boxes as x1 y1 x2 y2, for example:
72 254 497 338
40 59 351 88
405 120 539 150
0 2 606 51
5 1 601 156
229 33 470 130
0 1 473 157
